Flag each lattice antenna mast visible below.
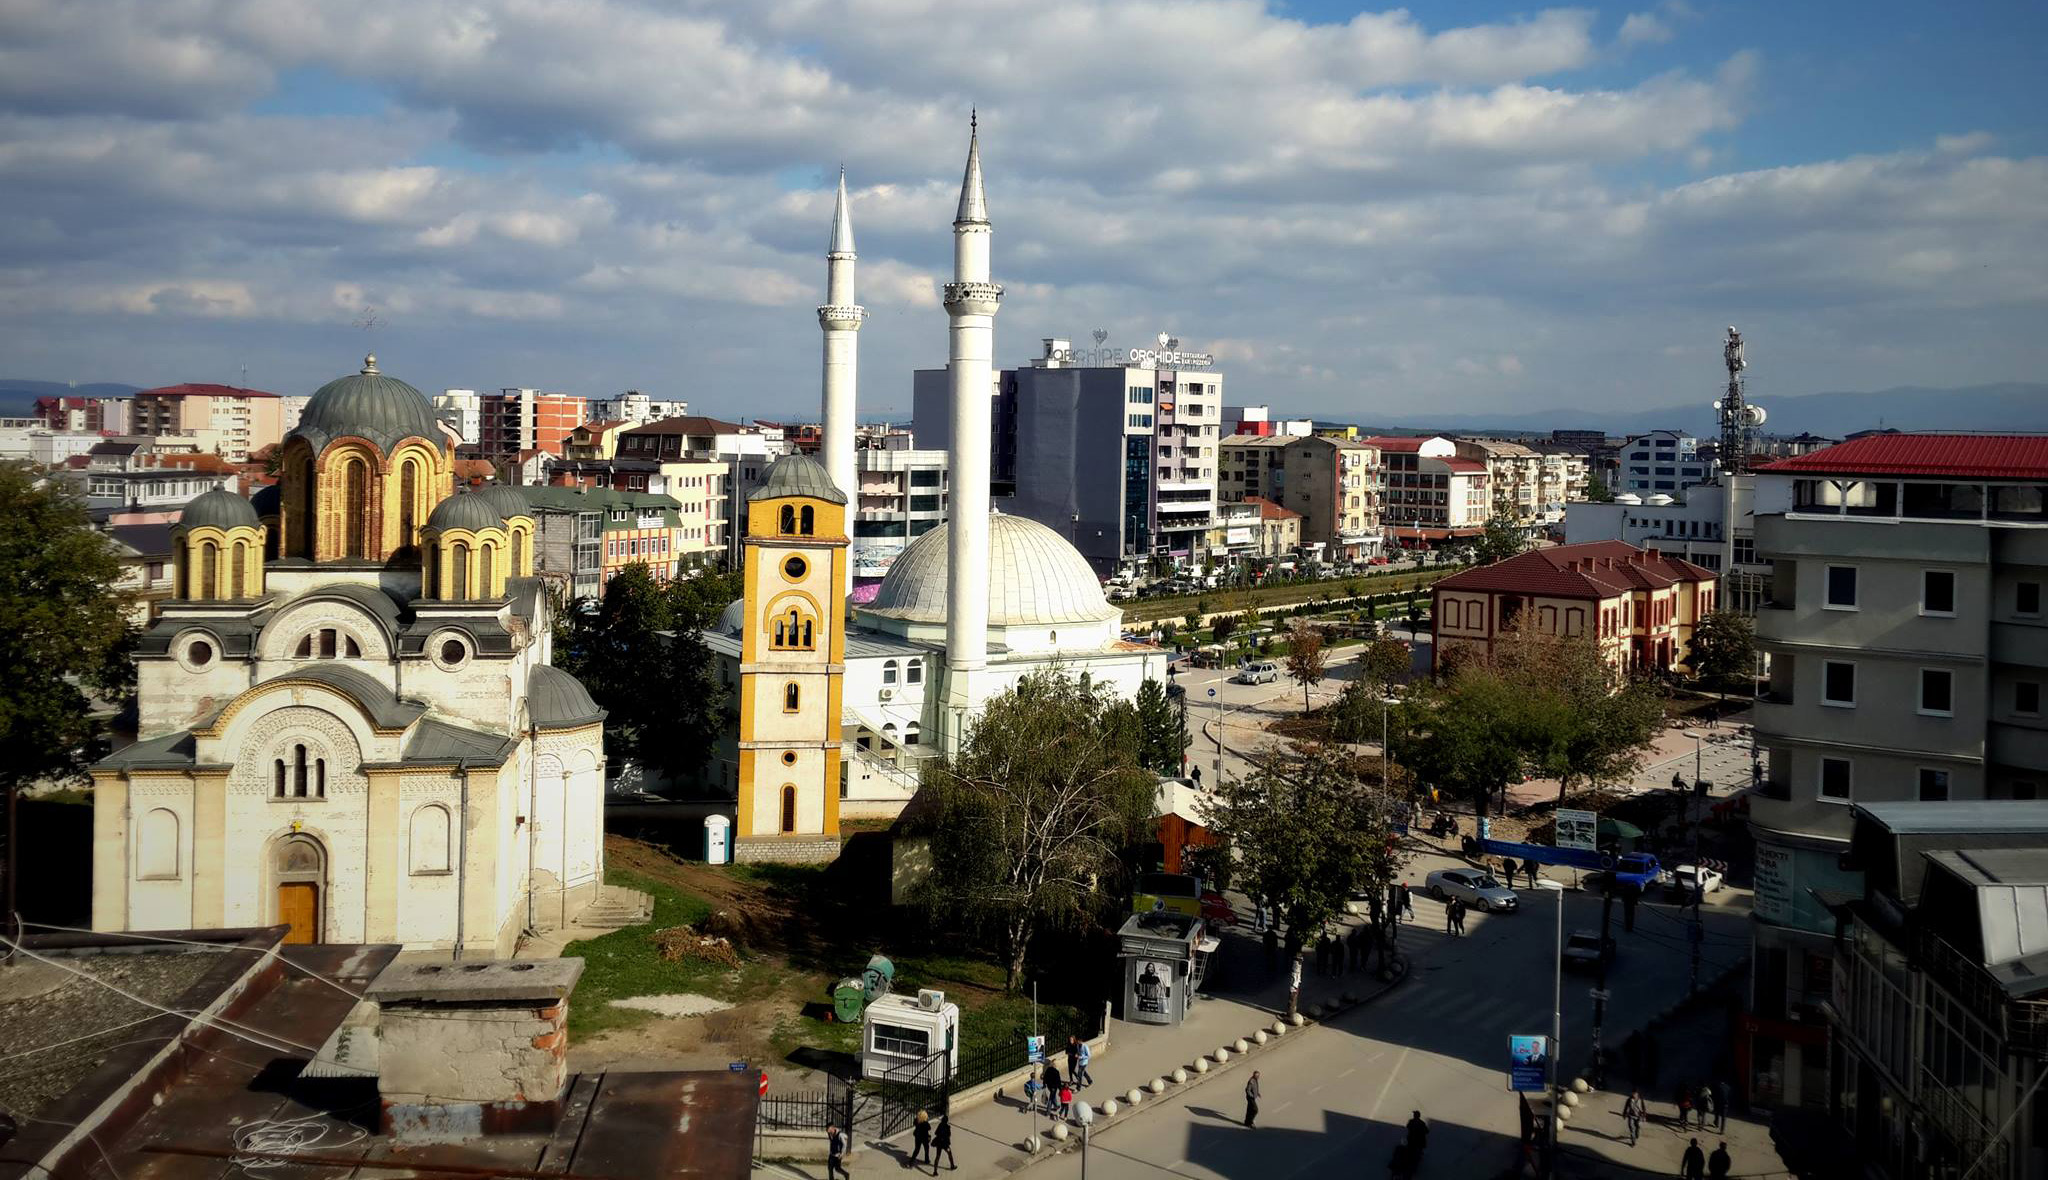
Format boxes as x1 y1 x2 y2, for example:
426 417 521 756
1714 325 1760 477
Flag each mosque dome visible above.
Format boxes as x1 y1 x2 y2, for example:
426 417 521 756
291 354 443 454
748 452 847 505
426 492 505 534
865 513 1117 627
178 487 260 531
475 484 532 521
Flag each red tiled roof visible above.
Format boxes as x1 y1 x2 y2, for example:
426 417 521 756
581 419 631 432
1243 495 1300 521
1441 458 1489 473
1756 434 2048 480
621 415 746 436
1364 436 1427 452
1433 540 1717 600
133 383 282 398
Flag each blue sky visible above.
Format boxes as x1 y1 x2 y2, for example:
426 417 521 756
1 0 2043 422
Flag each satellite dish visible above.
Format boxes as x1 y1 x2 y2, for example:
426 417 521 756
1746 405 1768 426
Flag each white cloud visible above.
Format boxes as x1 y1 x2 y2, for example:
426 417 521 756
1617 12 1674 48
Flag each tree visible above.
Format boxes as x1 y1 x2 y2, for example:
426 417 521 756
0 464 137 794
1198 741 1399 1015
1183 607 1204 634
1582 473 1615 503
1686 610 1756 692
1135 678 1188 775
558 564 727 787
1283 619 1325 713
1210 615 1239 649
1391 669 1533 818
917 669 1158 988
1471 512 1528 567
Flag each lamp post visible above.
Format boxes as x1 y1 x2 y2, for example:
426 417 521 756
1209 687 1222 780
1074 1100 1095 1179
1534 878 1565 1176
1683 729 1708 993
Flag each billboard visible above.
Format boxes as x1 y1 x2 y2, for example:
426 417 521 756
1509 1035 1550 1092
1555 809 1598 852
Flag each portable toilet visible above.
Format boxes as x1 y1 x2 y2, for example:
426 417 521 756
858 991 960 1083
703 814 732 865
831 977 867 1023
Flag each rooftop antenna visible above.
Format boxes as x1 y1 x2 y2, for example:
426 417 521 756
353 306 383 334
1711 325 1765 478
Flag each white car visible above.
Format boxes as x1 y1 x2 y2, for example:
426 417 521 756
1666 864 1725 899
1425 868 1519 913
1231 662 1279 685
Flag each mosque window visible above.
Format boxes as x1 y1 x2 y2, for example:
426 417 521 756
785 682 801 712
882 660 898 685
800 506 816 535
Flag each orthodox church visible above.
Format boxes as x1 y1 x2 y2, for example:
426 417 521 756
90 357 607 955
706 122 1167 859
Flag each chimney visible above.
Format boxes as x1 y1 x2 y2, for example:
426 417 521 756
1643 547 1659 562
368 958 584 1143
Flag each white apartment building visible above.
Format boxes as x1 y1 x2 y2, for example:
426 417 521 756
1615 430 1712 494
590 390 691 426
434 389 481 444
850 445 949 582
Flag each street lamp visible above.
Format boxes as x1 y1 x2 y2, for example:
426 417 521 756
1534 878 1566 1176
1208 687 1222 780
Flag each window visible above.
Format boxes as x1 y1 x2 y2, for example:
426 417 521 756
440 638 467 666
1823 661 1856 707
319 628 337 658
769 605 816 651
1919 669 1954 716
784 682 801 712
1918 768 1951 802
872 1022 930 1058
1922 571 1956 616
2020 582 2043 617
780 785 797 833
409 805 451 874
906 660 922 685
779 504 796 534
882 660 898 685
187 639 214 667
783 555 808 580
1825 565 1858 610
137 808 179 880
1820 757 1852 801
2019 681 2042 717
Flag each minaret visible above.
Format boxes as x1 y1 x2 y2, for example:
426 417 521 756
818 168 864 587
942 114 1002 728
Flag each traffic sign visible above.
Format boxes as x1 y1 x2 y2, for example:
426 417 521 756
1588 988 1611 1001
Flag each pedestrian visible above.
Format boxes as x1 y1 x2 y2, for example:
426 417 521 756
1502 857 1518 885
931 1114 955 1173
1058 1083 1074 1120
826 1125 851 1180
1074 1038 1093 1088
1680 1137 1706 1180
1192 765 1203 787
1065 1035 1080 1086
912 1110 932 1167
1714 1079 1730 1131
1697 1083 1716 1132
1444 897 1458 936
1676 1085 1693 1130
1400 881 1415 920
1452 898 1468 936
1405 1110 1429 1158
1023 1073 1040 1112
1244 1070 1261 1128
1708 1142 1732 1179
1623 1090 1645 1147
1040 1063 1062 1115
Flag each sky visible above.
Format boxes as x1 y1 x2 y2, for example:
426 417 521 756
2 0 2045 423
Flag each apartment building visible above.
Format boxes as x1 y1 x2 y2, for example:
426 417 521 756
1454 438 1548 526
127 383 284 461
1225 405 1314 437
519 485 691 594
849 444 949 582
563 419 633 461
1366 435 1491 549
1614 430 1711 494
34 395 130 434
433 389 481 444
589 390 690 427
1741 434 2048 1114
1565 485 1730 571
479 388 587 461
1278 436 1380 562
1431 540 1719 676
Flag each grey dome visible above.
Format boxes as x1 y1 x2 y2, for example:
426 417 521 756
249 483 280 518
716 598 746 636
529 664 605 729
291 354 443 454
747 452 846 505
426 492 505 534
178 488 260 531
476 485 532 521
865 512 1117 626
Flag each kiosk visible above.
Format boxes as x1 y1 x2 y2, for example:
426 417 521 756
1116 911 1207 1025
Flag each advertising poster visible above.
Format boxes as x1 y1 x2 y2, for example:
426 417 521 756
1754 844 1793 924
1555 809 1598 852
1134 961 1173 1016
1509 1035 1550 1092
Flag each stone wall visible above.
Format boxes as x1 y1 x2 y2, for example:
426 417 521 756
734 835 843 864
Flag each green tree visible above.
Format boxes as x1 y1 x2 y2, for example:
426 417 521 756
1283 618 1326 713
1184 604 1204 632
668 565 744 631
1135 678 1188 775
0 464 137 793
1582 473 1615 503
1391 668 1533 818
1210 615 1239 650
917 669 1158 988
1471 512 1528 567
1197 741 1399 1015
561 564 727 787
1686 609 1756 691
1493 628 1666 806
1361 636 1412 692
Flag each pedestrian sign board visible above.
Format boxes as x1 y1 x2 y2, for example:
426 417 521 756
1509 1035 1549 1092
1555 809 1598 852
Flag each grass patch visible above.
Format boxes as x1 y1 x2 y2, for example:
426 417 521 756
562 867 740 1038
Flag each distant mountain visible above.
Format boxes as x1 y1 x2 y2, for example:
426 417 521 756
1409 382 2048 439
0 379 142 418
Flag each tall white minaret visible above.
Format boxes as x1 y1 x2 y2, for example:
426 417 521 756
943 114 1001 725
818 167 864 589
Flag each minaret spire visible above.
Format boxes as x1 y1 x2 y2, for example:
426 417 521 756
818 169 865 593
956 112 989 226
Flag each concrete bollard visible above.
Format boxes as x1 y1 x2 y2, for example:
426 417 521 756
1307 1003 1324 1018
1024 1134 1041 1153
1149 1077 1167 1094
1233 1038 1250 1052
1192 1058 1210 1073
1272 1020 1288 1035
1571 1077 1591 1094
1562 1090 1580 1107
1254 1029 1271 1044
1050 1122 1070 1142
1214 1047 1231 1063
1288 1012 1306 1027
1126 1088 1144 1106
1171 1067 1189 1084
1102 1099 1120 1117
1556 1105 1573 1123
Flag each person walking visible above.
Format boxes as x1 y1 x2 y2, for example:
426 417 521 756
1444 897 1458 936
1244 1071 1261 1128
1623 1090 1645 1147
1074 1038 1093 1088
1708 1142 1732 1179
1714 1079 1731 1132
930 1114 954 1173
1404 1111 1429 1159
1065 1036 1081 1088
1453 898 1468 936
1697 1083 1716 1133
1400 882 1416 921
1040 1063 1062 1116
1058 1083 1074 1121
1675 1085 1693 1130
1680 1137 1707 1180
825 1125 851 1180
912 1110 932 1167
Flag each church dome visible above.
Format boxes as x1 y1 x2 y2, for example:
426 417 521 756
748 452 847 505
529 664 605 729
426 492 505 534
864 513 1117 626
475 485 532 521
178 487 260 531
716 598 746 636
291 354 443 454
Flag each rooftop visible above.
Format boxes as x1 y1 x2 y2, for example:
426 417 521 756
620 415 746 436
1756 433 2048 481
1242 495 1300 521
133 383 282 399
1432 540 1717 600
1855 801 2048 835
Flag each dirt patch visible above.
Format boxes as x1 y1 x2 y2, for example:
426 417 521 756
610 993 734 1017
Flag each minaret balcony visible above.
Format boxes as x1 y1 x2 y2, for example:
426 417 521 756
942 282 1003 316
817 304 867 329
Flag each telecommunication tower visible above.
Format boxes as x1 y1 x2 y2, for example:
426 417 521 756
1713 326 1765 477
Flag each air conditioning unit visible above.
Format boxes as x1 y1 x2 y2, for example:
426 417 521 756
916 989 945 1012
878 688 894 701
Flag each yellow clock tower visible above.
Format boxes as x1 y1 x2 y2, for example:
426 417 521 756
734 453 849 862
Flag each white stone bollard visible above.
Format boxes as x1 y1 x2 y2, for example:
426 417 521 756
1102 1099 1120 1117
1024 1134 1041 1153
1233 1038 1250 1053
1288 1012 1307 1027
1571 1077 1591 1094
1272 1020 1288 1035
1171 1067 1189 1084
1050 1122 1070 1142
1214 1047 1231 1063
1556 1105 1572 1123
1149 1077 1167 1094
1307 1003 1324 1018
1126 1088 1144 1105
1256 1029 1272 1043
1562 1090 1580 1107
1192 1058 1210 1073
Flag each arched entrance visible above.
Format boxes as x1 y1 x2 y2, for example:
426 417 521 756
271 833 326 944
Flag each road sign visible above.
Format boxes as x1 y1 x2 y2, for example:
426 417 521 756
1208 688 1218 698
758 1071 769 1097
1588 988 1611 1001
728 1061 748 1072
1556 809 1598 852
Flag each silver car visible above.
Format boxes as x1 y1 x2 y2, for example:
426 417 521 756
1425 868 1519 913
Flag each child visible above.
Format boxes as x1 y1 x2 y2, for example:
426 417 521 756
1023 1074 1041 1114
1059 1083 1075 1120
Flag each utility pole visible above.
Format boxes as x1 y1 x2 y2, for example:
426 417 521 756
1591 886 1615 1086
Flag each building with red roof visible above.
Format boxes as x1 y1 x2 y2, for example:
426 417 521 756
1431 540 1719 675
1365 435 1492 547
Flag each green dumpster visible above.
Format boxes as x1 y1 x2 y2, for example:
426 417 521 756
831 978 866 1023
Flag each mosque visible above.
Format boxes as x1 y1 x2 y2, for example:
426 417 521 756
88 358 607 954
708 121 1168 861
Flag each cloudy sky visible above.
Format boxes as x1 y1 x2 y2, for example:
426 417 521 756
3 0 2044 422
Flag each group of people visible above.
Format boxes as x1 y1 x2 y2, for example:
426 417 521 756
1616 1080 1736 1178
1021 1035 1097 1122
827 1115 956 1178
1442 896 1469 937
1306 918 1398 975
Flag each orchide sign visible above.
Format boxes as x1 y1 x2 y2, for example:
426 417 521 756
1045 345 1216 369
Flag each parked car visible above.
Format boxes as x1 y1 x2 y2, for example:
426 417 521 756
1562 929 1617 971
1665 864 1725 899
1199 890 1238 928
1424 868 1519 913
1231 661 1279 685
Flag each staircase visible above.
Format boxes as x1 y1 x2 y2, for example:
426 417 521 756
573 885 652 932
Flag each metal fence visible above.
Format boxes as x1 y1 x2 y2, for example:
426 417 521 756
757 1080 853 1132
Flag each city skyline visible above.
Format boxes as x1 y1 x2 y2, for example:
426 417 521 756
1 0 2044 420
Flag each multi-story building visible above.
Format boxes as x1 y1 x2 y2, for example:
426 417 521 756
915 337 1224 576
1454 438 1547 527
1223 405 1314 438
1742 434 2048 1114
1247 496 1302 557
433 389 480 444
1565 486 1729 572
588 390 690 427
848 443 949 584
1430 540 1719 675
1819 801 2048 1178
105 522 178 625
1614 430 1711 494
1550 429 1609 454
78 444 239 519
479 388 587 461
128 384 285 462
563 419 633 461
1218 436 1379 561
519 485 690 595
35 395 131 434
1367 435 1491 549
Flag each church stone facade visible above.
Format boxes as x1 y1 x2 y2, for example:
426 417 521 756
91 355 607 957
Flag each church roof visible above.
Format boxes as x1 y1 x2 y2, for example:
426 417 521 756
97 730 200 770
399 718 516 767
275 665 428 730
427 491 506 533
863 512 1118 627
529 664 606 729
291 354 444 455
716 598 745 636
474 484 533 521
177 487 261 532
748 452 847 505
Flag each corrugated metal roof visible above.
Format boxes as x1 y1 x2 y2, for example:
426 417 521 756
1756 434 2048 480
1854 801 2048 834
